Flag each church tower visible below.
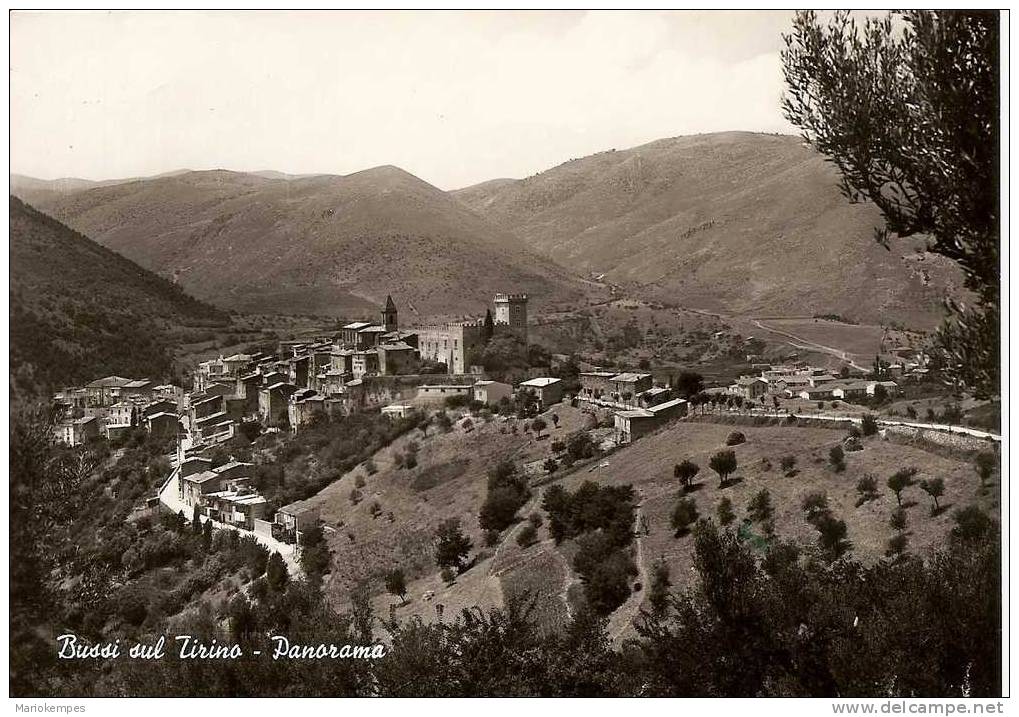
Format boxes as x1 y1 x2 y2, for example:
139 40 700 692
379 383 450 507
381 295 398 332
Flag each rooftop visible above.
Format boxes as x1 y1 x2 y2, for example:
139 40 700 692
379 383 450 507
610 372 652 383
519 377 562 388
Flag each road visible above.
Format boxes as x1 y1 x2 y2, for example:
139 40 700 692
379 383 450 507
158 466 301 574
750 319 869 371
695 407 1001 443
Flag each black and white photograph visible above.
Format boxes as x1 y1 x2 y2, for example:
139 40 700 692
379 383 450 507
7 7 1007 705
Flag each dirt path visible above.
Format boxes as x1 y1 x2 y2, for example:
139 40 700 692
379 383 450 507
751 319 868 371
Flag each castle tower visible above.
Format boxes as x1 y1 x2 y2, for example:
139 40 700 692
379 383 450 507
381 295 398 332
493 293 528 343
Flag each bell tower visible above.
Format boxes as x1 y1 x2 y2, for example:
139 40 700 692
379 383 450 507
381 295 398 332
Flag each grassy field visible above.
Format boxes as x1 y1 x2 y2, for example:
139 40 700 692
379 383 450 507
297 403 607 620
302 398 997 644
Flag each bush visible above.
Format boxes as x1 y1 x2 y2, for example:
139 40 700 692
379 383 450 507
725 431 746 446
440 567 456 585
516 524 538 548
483 529 500 547
780 455 797 475
747 489 773 523
829 445 846 472
716 497 736 526
855 474 879 506
861 414 879 436
670 498 699 536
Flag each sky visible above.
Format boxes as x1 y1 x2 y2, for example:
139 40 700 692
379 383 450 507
10 10 800 190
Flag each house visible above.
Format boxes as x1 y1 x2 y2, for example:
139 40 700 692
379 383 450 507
867 380 900 396
731 376 769 401
53 416 100 446
85 376 135 407
473 380 513 406
517 377 564 409
259 382 297 426
377 341 418 375
202 479 267 530
274 500 320 544
648 397 688 421
608 373 653 401
831 381 871 400
381 404 415 419
416 384 473 403
638 386 672 408
614 409 657 444
579 371 616 399
146 411 179 437
352 349 380 379
181 461 255 509
798 385 836 401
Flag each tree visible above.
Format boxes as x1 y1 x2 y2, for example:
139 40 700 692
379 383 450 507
746 489 773 524
550 413 560 429
779 455 797 475
801 492 830 525
434 518 472 572
974 451 997 490
716 497 736 526
385 568 407 602
673 460 700 493
543 457 558 474
674 371 704 399
861 413 879 436
890 507 908 533
814 513 851 560
855 474 879 506
531 417 547 438
886 532 909 557
670 498 699 537
708 450 737 487
648 559 671 615
952 505 993 542
482 308 495 343
266 552 289 592
920 477 946 514
191 504 202 533
782 10 1000 397
828 445 846 472
888 468 917 506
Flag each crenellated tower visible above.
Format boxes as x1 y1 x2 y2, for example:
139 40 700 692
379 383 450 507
493 293 528 343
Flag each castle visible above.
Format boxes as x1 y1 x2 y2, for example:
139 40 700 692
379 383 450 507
416 293 529 374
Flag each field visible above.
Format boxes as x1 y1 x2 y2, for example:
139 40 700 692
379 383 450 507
299 400 997 643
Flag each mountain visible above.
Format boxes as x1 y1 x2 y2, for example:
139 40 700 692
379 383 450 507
15 167 594 318
454 132 961 328
9 196 228 396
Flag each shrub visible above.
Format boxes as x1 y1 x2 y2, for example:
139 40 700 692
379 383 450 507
483 529 500 547
363 459 377 476
801 492 830 524
829 445 846 472
716 497 736 526
855 474 879 506
861 414 879 436
780 455 797 475
747 489 774 523
404 453 418 470
670 497 699 536
384 569 407 601
440 567 456 585
725 431 746 446
516 524 538 548
886 532 908 557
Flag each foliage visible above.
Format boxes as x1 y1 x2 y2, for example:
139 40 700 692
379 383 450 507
708 450 738 487
716 497 736 526
385 569 407 601
673 459 700 492
746 489 774 524
670 498 699 536
478 460 530 533
725 431 746 446
434 518 472 572
782 10 1000 397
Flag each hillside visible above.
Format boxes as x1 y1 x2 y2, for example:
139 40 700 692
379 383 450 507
9 197 228 395
15 168 596 318
454 132 962 329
